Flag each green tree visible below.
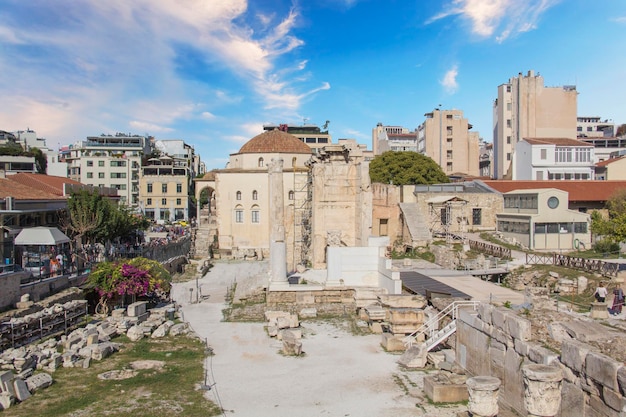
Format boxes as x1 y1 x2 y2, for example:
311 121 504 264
62 189 109 246
369 151 449 185
27 147 47 173
591 188 626 244
616 124 626 137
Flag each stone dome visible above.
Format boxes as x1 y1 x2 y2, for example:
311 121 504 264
238 129 312 154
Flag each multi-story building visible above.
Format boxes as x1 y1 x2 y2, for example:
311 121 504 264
512 138 595 180
139 155 190 222
493 70 577 179
66 133 151 207
371 124 417 155
579 137 626 163
577 116 614 138
262 123 331 153
417 109 479 177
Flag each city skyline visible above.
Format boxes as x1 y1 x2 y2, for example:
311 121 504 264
1 0 625 170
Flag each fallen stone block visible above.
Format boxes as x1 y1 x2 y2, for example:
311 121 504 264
299 308 317 318
25 373 53 393
13 378 31 402
0 371 14 396
0 392 13 410
169 323 188 336
127 325 145 342
398 345 427 369
127 301 148 318
282 333 302 356
151 321 174 338
380 333 406 352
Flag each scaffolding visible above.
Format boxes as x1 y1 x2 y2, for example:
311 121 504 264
427 196 468 243
291 167 313 270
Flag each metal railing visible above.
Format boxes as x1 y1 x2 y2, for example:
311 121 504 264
468 239 511 259
403 300 481 349
526 253 619 277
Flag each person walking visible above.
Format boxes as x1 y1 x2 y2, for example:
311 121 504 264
594 282 608 303
611 284 624 315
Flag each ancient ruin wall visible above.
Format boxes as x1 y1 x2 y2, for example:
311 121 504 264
456 304 626 417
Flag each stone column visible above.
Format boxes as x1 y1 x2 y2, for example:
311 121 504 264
522 364 563 417
466 376 501 417
590 302 609 319
268 158 288 290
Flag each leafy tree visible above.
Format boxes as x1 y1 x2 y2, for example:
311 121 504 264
591 188 626 245
616 124 626 137
369 151 449 185
27 147 47 173
61 189 109 246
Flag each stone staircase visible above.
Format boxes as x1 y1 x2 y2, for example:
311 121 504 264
399 203 431 245
193 226 212 259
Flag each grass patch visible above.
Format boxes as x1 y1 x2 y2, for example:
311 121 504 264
4 335 222 417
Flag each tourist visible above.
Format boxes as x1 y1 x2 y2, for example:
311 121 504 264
611 284 624 315
594 282 608 303
50 256 59 276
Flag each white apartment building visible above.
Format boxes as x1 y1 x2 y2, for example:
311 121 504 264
577 116 614 138
512 138 595 180
418 109 479 177
66 134 152 207
493 70 578 179
371 124 417 155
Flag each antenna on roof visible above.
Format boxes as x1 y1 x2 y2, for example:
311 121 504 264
322 120 330 130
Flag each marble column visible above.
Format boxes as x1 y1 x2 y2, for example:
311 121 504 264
466 376 501 417
268 158 288 290
522 364 563 417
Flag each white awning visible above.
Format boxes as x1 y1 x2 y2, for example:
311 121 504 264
14 227 70 246
547 168 593 174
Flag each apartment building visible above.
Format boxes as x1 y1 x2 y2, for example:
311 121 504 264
139 156 190 222
262 123 331 153
579 137 626 163
493 70 577 179
66 133 152 207
371 124 417 155
577 116 614 138
512 138 595 180
418 109 479 177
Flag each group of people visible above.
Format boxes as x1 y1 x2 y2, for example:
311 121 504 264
594 282 624 315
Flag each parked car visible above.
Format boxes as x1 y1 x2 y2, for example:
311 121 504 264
24 259 50 277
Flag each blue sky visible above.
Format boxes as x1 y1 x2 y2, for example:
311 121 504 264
1 0 625 170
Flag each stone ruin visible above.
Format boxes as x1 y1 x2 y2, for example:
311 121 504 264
264 310 303 356
0 300 190 410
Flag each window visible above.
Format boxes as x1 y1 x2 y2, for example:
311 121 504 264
506 85 511 92
110 172 126 178
86 172 93 178
440 208 449 225
577 126 583 132
506 119 511 128
506 153 511 161
251 208 260 223
536 171 544 180
110 160 126 167
236 191 241 200
447 150 453 160
176 183 182 193
162 183 167 193
379 219 388 236
235 208 243 223
258 157 264 167
587 126 593 132
176 198 181 205
555 148 573 163
506 136 511 144
288 190 295 200
147 183 153 193
472 209 482 226
147 198 152 205
87 161 93 167
252 190 258 200
161 198 167 206
98 161 105 167
446 126 453 135
446 162 453 172
506 102 511 111
540 149 547 160
98 173 105 179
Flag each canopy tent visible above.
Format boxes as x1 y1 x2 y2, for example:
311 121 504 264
14 227 70 246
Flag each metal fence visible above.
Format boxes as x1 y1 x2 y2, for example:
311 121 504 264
468 239 512 259
526 253 619 277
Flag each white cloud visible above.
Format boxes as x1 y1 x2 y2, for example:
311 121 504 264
611 16 626 23
441 66 459 94
129 121 174 133
201 112 216 120
429 0 559 42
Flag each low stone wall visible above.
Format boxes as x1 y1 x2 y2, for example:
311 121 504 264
0 274 21 312
456 303 626 416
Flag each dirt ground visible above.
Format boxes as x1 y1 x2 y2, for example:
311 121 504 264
171 261 469 417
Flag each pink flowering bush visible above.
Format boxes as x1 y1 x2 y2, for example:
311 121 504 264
87 257 171 300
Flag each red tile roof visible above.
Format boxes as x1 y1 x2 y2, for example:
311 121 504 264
7 173 83 197
596 156 625 167
0 177 65 200
523 138 593 147
482 180 626 202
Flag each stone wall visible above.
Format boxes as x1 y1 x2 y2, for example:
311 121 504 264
456 303 626 416
0 274 21 311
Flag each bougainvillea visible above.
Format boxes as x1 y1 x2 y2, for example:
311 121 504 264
87 257 171 300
